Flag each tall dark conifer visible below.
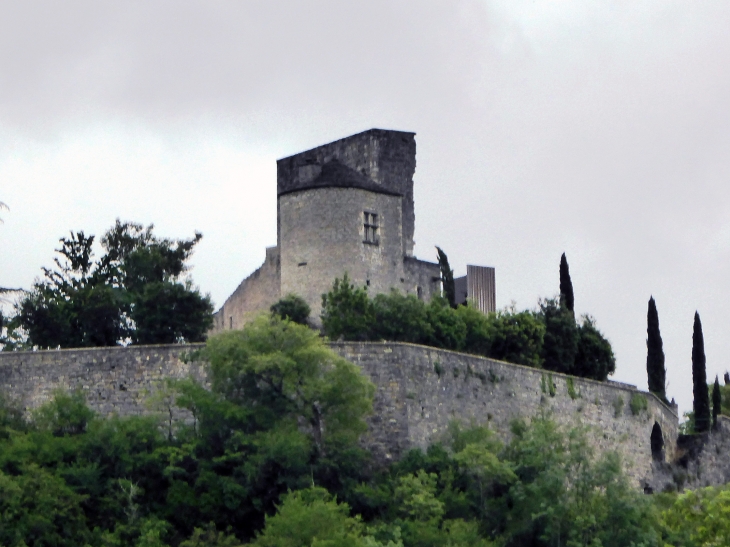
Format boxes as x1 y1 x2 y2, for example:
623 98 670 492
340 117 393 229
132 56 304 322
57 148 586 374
436 246 456 308
692 312 711 433
713 375 722 430
646 297 666 400
559 253 574 314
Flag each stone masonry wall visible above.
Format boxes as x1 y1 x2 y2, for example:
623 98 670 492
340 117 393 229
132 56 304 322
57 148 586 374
211 246 281 334
330 342 679 486
649 415 730 493
279 187 406 322
0 341 679 489
0 345 206 417
403 257 442 302
277 129 417 257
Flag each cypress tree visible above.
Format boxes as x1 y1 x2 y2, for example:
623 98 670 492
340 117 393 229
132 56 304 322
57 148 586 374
692 311 711 433
436 246 456 308
559 253 574 314
646 297 666 401
713 375 722 430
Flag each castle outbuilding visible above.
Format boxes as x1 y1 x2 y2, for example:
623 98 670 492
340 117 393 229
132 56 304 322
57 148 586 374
212 129 496 332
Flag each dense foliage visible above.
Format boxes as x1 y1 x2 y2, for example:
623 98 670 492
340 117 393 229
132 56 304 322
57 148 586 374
0 316 724 546
3 220 213 349
321 277 614 380
646 296 667 401
270 294 311 325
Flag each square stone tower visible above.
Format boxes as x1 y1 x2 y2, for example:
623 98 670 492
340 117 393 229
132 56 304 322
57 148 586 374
212 129 495 333
277 128 417 257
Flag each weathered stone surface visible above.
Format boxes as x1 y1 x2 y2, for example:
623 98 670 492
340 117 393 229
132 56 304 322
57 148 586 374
211 245 281 334
0 344 206 417
0 341 680 488
212 129 445 333
331 342 678 486
279 187 407 323
277 129 417 257
649 415 730 492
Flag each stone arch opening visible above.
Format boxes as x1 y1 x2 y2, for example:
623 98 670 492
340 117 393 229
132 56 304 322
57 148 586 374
651 422 665 462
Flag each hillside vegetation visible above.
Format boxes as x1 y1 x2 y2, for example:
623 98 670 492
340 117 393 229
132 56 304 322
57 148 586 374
0 316 724 547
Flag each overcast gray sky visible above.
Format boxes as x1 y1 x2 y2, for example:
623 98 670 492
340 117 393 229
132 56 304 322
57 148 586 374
2 0 729 417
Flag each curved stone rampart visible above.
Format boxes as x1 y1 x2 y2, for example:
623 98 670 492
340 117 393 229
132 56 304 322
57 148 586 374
330 342 678 486
0 341 678 487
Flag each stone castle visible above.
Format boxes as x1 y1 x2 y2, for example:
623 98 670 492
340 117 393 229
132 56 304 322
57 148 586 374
212 129 496 331
3 128 729 493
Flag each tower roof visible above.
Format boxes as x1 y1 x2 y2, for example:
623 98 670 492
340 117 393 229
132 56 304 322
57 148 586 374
277 159 402 197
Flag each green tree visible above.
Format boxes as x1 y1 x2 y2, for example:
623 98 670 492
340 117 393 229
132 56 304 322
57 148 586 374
713 375 721 429
131 280 213 344
539 298 579 375
719 382 730 417
661 485 730 546
250 487 378 547
501 416 660 547
574 315 615 381
162 316 377 539
32 389 95 436
436 246 456 308
12 220 213 348
425 297 467 350
202 316 374 452
0 465 91 547
180 523 241 547
646 296 667 401
559 253 574 315
270 294 311 325
693 311 711 433
321 273 374 341
371 290 433 344
482 306 545 368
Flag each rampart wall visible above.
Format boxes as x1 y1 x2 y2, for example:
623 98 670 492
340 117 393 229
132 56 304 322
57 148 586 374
0 342 678 487
331 342 678 486
0 344 206 417
211 246 281 334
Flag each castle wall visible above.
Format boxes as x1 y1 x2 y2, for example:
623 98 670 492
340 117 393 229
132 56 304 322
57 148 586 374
211 246 280 334
331 342 679 486
649 415 730 493
0 342 677 488
277 129 417 257
403 257 442 301
0 345 206 418
279 187 406 322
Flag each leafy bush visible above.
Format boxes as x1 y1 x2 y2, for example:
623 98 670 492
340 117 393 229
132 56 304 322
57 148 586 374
270 294 310 325
321 273 374 341
371 290 433 344
483 306 545 368
574 315 616 380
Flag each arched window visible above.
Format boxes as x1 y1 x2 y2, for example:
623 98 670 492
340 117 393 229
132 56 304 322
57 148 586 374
651 422 664 462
